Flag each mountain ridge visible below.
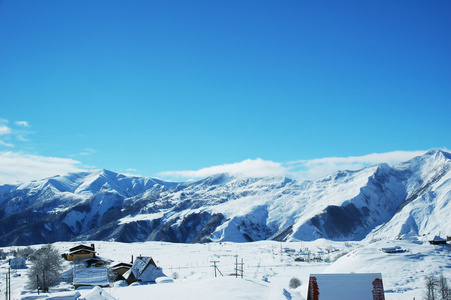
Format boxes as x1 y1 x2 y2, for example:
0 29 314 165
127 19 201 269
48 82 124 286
0 149 450 246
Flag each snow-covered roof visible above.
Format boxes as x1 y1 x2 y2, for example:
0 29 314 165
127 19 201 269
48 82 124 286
307 273 384 300
431 235 446 241
380 246 406 253
69 244 95 252
81 286 116 300
112 262 132 270
73 267 109 287
125 256 165 282
69 249 96 255
45 291 81 300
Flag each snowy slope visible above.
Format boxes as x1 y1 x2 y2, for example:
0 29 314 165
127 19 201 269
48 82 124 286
371 149 451 240
0 150 450 246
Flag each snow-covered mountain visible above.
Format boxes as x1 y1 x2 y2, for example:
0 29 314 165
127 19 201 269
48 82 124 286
0 149 450 246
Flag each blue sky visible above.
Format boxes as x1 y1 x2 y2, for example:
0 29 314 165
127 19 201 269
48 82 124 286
0 0 450 183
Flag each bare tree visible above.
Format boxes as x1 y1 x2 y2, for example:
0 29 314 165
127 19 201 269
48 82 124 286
424 274 438 300
438 274 451 300
424 274 451 300
27 244 63 292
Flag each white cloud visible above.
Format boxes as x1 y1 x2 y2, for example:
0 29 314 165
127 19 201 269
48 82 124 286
286 150 428 181
0 125 13 148
0 151 85 184
0 140 14 147
0 149 434 185
158 150 430 182
0 120 32 147
15 121 30 127
79 148 97 156
0 125 11 135
158 158 287 180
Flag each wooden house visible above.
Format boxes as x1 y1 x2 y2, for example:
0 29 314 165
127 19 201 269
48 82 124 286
62 244 96 261
429 235 447 245
111 262 133 281
123 256 165 285
307 273 385 300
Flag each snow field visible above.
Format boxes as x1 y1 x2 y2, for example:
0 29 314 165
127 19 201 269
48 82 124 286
1 238 450 299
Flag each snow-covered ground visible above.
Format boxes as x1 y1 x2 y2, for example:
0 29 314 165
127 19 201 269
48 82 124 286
1 238 450 299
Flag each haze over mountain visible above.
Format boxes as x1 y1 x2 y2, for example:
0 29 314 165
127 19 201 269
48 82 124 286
0 149 449 246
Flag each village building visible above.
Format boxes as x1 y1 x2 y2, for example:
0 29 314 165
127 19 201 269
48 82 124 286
83 257 109 268
62 244 96 261
429 235 447 245
111 262 133 281
380 246 406 253
123 256 165 285
73 267 109 289
307 273 385 300
9 257 26 269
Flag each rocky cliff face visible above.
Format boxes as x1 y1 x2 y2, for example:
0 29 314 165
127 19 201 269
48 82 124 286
0 150 449 246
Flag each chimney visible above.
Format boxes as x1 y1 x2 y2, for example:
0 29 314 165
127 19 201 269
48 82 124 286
131 255 134 264
91 244 95 251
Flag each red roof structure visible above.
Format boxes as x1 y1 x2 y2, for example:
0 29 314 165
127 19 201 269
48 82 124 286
307 273 385 300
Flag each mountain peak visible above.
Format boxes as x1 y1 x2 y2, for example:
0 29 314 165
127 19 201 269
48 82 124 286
425 148 451 159
197 173 231 186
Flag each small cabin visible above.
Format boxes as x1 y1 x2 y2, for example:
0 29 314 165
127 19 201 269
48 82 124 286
9 257 26 269
62 244 96 261
307 273 385 300
124 256 165 285
111 262 133 281
429 235 447 245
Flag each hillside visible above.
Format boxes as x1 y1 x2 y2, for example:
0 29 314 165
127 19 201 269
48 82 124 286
0 149 450 246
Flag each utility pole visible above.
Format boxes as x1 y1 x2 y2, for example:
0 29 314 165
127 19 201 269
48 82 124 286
5 271 8 300
210 260 223 277
235 256 238 278
9 267 11 300
234 256 244 279
42 269 46 293
5 267 11 300
240 258 244 279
